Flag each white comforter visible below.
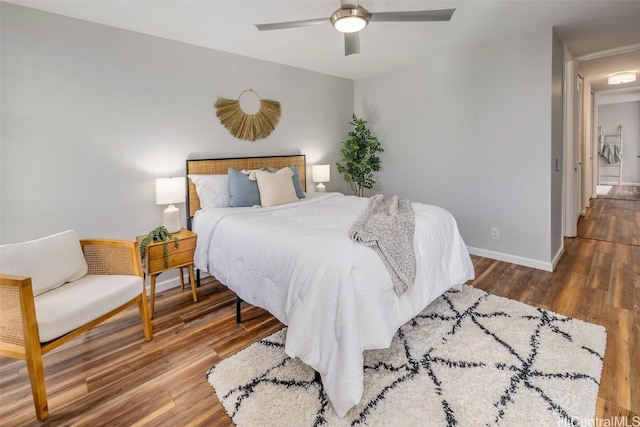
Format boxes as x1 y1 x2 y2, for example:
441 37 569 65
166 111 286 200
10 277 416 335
192 193 475 417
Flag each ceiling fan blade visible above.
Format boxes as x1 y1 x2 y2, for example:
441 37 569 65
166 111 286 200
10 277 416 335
255 17 328 31
370 8 455 22
345 32 360 56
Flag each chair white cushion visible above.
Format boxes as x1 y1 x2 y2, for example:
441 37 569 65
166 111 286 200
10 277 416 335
0 230 88 296
34 274 142 342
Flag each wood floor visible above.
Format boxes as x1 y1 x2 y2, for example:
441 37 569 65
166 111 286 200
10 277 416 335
597 184 640 201
1 192 638 426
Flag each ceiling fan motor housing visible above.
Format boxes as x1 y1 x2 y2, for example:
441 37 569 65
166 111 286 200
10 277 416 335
330 6 371 33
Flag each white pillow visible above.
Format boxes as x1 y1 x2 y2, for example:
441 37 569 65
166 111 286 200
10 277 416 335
254 167 298 207
188 174 230 209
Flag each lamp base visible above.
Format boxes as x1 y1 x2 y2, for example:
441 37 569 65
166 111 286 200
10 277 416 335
162 204 182 233
316 183 326 193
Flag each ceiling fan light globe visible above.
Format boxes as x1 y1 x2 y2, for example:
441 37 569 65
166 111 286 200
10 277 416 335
607 71 636 85
331 8 369 33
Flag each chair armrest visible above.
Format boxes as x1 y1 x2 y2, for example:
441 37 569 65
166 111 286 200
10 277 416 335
80 239 143 277
0 274 38 356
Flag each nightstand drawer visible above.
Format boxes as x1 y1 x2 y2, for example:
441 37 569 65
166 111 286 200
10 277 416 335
136 228 198 318
147 237 195 273
140 229 197 275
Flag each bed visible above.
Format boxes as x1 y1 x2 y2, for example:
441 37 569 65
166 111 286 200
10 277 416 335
186 154 475 417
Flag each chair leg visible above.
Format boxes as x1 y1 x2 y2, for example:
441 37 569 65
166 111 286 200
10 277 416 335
25 345 49 421
149 274 157 319
138 293 153 341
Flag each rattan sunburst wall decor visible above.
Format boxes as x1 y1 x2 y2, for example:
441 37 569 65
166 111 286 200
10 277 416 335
215 89 282 141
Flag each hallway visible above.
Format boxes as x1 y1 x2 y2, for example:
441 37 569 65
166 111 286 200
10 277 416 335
578 186 640 246
574 189 639 420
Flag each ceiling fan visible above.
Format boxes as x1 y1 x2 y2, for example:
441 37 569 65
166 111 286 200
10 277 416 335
255 0 455 56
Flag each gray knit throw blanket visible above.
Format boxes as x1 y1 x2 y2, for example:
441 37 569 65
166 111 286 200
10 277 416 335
349 194 416 295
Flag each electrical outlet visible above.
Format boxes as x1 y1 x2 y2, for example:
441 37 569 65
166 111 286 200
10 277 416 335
491 227 500 240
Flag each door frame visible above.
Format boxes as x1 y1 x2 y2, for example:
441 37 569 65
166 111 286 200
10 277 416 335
563 49 579 237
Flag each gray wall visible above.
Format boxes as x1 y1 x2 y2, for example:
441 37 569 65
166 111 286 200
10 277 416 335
354 27 561 270
2 3 569 273
1 3 354 244
597 101 640 185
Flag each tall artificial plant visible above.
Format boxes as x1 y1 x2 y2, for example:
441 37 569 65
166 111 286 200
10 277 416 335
336 114 383 197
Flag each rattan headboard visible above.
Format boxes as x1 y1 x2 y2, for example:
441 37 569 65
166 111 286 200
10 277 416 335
186 154 306 222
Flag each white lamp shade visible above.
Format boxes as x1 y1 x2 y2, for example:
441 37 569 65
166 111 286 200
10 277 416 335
312 165 331 183
155 177 186 205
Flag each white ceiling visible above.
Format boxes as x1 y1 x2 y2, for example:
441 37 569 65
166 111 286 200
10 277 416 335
6 0 640 91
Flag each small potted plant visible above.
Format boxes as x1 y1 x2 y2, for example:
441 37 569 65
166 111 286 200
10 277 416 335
337 113 384 197
139 226 179 268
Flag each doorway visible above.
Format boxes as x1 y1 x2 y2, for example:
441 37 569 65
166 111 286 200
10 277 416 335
594 98 640 201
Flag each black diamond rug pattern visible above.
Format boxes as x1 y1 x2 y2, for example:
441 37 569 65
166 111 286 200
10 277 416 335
207 285 606 426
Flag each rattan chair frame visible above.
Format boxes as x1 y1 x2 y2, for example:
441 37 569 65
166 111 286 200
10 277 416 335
0 238 153 421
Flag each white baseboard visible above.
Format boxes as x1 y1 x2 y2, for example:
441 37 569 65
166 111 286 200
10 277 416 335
551 244 564 271
598 181 640 186
144 270 211 294
467 246 555 272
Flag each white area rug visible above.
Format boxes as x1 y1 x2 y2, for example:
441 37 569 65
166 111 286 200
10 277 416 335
207 286 606 426
596 185 612 196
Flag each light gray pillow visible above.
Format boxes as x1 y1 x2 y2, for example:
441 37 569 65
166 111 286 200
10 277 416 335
228 167 261 207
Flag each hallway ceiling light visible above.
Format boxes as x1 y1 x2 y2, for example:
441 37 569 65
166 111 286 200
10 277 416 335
607 71 636 85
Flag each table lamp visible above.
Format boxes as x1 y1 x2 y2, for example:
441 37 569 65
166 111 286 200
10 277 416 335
155 177 186 233
312 164 330 193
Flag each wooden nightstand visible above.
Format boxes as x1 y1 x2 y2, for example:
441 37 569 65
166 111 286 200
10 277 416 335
137 228 197 318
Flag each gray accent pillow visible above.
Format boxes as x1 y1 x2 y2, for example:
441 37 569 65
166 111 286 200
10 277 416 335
228 167 261 207
268 165 306 199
